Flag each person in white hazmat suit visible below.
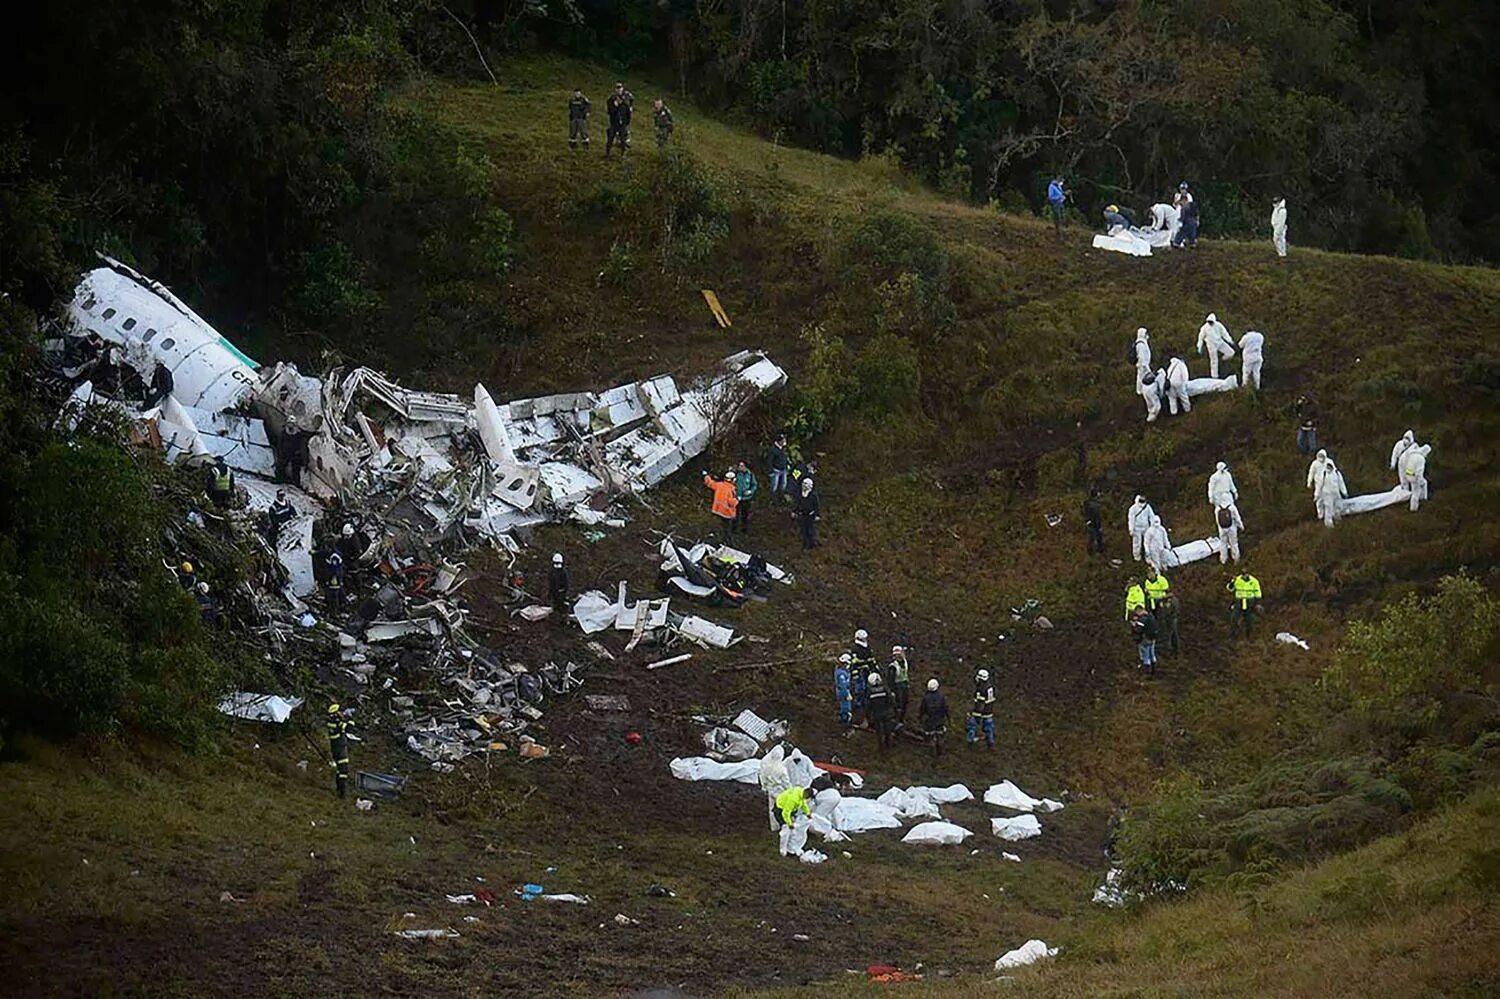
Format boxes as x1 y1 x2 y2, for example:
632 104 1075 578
1164 357 1191 415
1389 430 1416 482
1400 444 1430 511
1143 514 1174 571
1133 327 1152 375
1207 461 1238 507
1197 314 1236 378
1239 330 1265 390
1128 495 1156 561
757 744 791 832
1139 366 1163 423
1271 197 1288 257
1317 460 1348 527
1215 499 1244 564
1149 201 1180 238
1306 448 1332 497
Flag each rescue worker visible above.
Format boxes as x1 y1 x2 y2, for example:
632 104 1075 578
1164 356 1191 415
1173 186 1200 247
1128 495 1155 561
273 415 314 485
767 434 790 498
1227 570 1262 639
195 581 218 627
1306 448 1332 497
1129 606 1158 676
796 477 820 550
888 645 912 724
918 678 950 757
1143 514 1174 572
1317 459 1348 527
849 629 875 726
775 783 813 858
266 489 295 547
733 459 758 534
833 654 853 734
1239 329 1265 390
1216 499 1244 563
866 671 894 750
323 549 346 617
1148 200 1180 238
605 82 633 157
1132 327 1152 375
1143 566 1171 613
1295 395 1319 455
178 561 198 592
1197 314 1235 379
758 744 791 831
1156 591 1180 655
1102 204 1130 231
1271 197 1288 258
1047 175 1067 238
703 469 739 541
1124 577 1147 621
567 88 591 149
1390 430 1417 481
143 361 174 410
548 553 570 615
967 668 996 750
1208 461 1238 508
1139 365 1162 423
653 98 674 148
327 703 350 798
1082 487 1105 555
205 456 235 510
336 522 366 566
789 457 818 495
1401 444 1431 511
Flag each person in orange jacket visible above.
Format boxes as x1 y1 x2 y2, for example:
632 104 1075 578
704 469 739 541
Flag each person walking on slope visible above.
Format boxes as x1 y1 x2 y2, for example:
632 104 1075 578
548 553 570 616
703 469 738 541
652 98 674 148
1131 327 1152 376
1197 314 1235 379
833 655 853 735
1129 607 1159 676
1271 197 1288 258
326 703 351 798
1124 577 1147 621
1306 448 1332 497
567 89 591 149
1172 183 1200 248
1128 495 1155 562
1082 487 1105 555
796 477 820 549
1215 499 1244 563
733 459 758 534
1047 176 1067 238
604 82 633 157
1227 570 1262 639
1208 461 1238 507
919 678 950 757
1239 330 1265 390
1401 444 1431 511
967 669 996 750
849 629 875 727
1143 514 1174 571
1155 591 1181 656
758 745 791 831
1164 356 1191 415
888 645 912 725
1144 566 1171 613
1295 395 1320 455
1390 430 1417 483
866 671 894 750
1317 459 1348 527
1138 365 1162 423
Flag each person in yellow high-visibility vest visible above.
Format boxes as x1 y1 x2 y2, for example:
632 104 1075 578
1143 567 1171 613
1124 578 1146 621
1227 571 1262 639
775 784 813 858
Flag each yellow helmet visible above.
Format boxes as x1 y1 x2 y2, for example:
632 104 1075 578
180 561 194 574
1106 204 1119 213
327 703 341 715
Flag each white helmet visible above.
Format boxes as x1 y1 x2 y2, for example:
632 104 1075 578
341 523 354 537
838 653 852 665
854 629 868 644
868 672 883 686
552 553 564 566
926 678 939 692
977 669 990 681
892 645 904 655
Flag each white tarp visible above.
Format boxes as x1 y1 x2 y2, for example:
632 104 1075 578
1184 375 1238 396
1338 485 1411 516
1165 535 1225 567
217 692 303 723
571 590 620 634
983 780 1064 813
669 757 760 783
995 939 1059 971
1276 632 1311 650
832 796 904 832
902 821 973 845
1092 230 1153 256
991 814 1043 841
907 784 974 804
877 787 942 820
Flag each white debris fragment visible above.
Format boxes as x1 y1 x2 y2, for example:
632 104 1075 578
901 821 973 846
216 692 303 724
1275 632 1311 650
994 939 1059 970
983 780 1063 814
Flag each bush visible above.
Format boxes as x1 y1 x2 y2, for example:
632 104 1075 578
626 148 731 272
836 209 954 340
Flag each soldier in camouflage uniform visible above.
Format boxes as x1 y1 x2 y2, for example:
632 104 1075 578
605 82 634 158
653 98 674 148
567 89 590 149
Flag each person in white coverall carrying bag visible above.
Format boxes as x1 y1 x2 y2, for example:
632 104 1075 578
758 744 791 832
1317 460 1348 526
1239 330 1265 390
1143 514 1174 571
1390 430 1417 483
1401 444 1430 511
1128 495 1155 561
1197 314 1235 378
1164 357 1191 414
1271 198 1288 257
1215 500 1244 564
1306 448 1332 497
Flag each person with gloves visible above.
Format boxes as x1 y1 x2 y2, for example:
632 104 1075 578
966 668 996 750
1239 330 1265 390
1400 444 1431 510
1215 499 1244 563
1317 460 1348 526
1306 448 1332 496
918 678 950 757
1197 314 1235 379
775 783 814 858
1128 495 1155 561
1139 365 1163 423
1208 461 1238 507
1143 514 1174 571
832 655 853 734
1271 197 1288 258
1164 357 1191 415
758 744 791 831
1390 430 1417 482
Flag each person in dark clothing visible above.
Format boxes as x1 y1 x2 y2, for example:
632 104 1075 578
796 477 820 549
865 671 894 750
1172 185 1200 247
323 549 346 617
1130 607 1158 675
265 489 296 547
918 678 950 757
605 82 633 157
888 646 912 725
336 522 368 566
1295 394 1319 455
274 416 314 485
143 362 174 410
567 89 591 148
195 581 218 627
177 561 198 592
1082 487 1104 555
205 457 235 510
326 703 350 798
967 669 996 749
732 460 758 534
548 553 570 615
767 435 790 499
1156 592 1180 655
653 99 674 148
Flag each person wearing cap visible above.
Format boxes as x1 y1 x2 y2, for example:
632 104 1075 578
732 459 758 534
266 489 296 547
887 645 912 725
967 668 996 750
833 654 853 734
703 469 739 541
918 678 950 757
177 561 198 591
848 628 874 727
548 553 570 616
326 703 351 798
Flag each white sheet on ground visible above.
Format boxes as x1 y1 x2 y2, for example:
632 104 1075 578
1092 230 1153 256
571 590 619 634
906 784 974 805
902 821 972 845
994 939 1059 970
217 692 303 723
1338 485 1410 515
677 615 738 649
877 787 942 820
832 797 903 832
1276 632 1311 650
991 814 1043 841
983 780 1064 813
669 757 760 783
1184 375 1238 396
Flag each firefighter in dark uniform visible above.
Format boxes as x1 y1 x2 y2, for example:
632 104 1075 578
605 82 634 157
326 703 350 798
568 89 590 148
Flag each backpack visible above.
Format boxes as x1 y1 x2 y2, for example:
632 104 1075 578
1126 340 1138 364
1140 368 1156 386
1216 506 1233 529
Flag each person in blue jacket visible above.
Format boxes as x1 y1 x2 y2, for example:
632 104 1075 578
833 654 853 734
1046 176 1067 238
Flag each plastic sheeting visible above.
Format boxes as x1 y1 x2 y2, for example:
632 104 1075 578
1092 230 1153 256
905 784 974 805
994 939 1059 971
1338 485 1411 516
832 796 904 832
217 692 303 723
669 757 760 783
876 787 941 820
1184 375 1238 397
983 781 1064 813
991 814 1043 841
902 821 973 845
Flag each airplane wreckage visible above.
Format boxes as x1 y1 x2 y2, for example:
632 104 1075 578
47 257 788 766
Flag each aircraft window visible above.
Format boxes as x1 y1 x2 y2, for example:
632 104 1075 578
507 478 524 491
143 328 158 343
122 318 137 330
159 337 176 350
82 296 96 310
102 308 116 320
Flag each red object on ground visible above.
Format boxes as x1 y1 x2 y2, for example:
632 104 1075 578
866 964 922 983
813 761 866 776
625 731 643 745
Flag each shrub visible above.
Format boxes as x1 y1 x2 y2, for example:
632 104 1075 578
836 209 954 340
626 148 731 272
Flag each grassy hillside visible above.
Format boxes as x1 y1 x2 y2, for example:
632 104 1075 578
1 55 1498 996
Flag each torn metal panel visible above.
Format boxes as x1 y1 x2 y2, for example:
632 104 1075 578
473 383 518 465
185 406 276 476
218 692 303 723
538 461 603 507
676 614 738 649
